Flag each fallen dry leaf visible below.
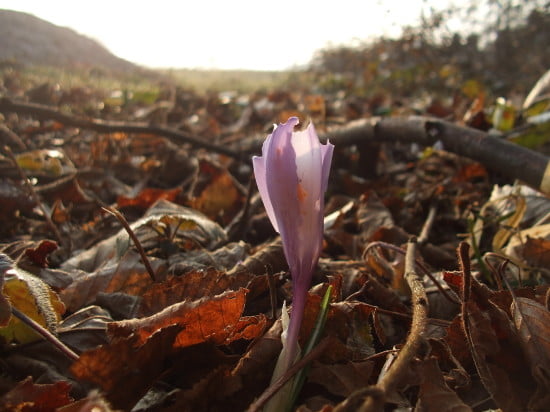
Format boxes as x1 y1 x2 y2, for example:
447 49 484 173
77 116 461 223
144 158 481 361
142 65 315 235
137 268 254 316
70 324 182 410
108 288 266 347
0 377 73 411
308 360 374 398
511 296 550 408
415 357 472 412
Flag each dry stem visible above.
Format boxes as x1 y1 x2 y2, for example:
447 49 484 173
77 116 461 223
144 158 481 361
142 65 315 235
355 237 429 412
102 206 157 282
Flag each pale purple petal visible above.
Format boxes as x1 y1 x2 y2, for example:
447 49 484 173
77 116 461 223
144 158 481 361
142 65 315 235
263 117 301 265
252 155 279 232
252 116 334 373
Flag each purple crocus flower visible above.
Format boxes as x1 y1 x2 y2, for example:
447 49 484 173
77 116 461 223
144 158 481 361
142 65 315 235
253 116 333 370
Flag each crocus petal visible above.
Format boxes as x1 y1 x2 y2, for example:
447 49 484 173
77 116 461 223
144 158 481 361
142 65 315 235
252 116 334 375
253 117 334 288
252 155 279 232
263 117 302 262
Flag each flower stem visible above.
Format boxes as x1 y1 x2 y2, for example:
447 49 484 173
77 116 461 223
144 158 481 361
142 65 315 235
282 288 307 372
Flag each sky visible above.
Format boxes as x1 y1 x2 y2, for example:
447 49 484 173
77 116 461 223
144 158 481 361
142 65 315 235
1 0 453 71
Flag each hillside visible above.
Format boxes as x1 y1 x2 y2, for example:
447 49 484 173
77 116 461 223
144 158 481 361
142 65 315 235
0 9 139 72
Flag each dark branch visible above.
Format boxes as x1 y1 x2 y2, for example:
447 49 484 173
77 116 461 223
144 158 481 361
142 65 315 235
0 97 241 159
243 116 550 195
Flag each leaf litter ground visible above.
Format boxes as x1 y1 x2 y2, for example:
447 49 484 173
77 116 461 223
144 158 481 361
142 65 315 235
0 70 549 412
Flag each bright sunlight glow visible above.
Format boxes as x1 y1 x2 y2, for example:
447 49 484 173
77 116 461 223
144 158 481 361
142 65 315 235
1 0 453 71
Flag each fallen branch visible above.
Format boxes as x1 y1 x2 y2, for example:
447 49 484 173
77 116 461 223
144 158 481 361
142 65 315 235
340 237 429 412
0 97 241 159
240 116 550 195
4 97 548 193
327 117 550 195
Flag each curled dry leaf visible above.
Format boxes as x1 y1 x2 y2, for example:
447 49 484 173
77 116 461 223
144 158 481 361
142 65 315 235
464 300 530 411
415 357 472 412
300 295 376 363
61 199 227 273
108 288 266 348
227 238 287 277
116 186 182 210
59 250 163 312
307 360 374 398
511 296 550 406
0 376 73 411
521 236 550 267
137 268 254 316
0 261 65 344
57 391 115 412
167 241 249 275
190 162 245 226
22 239 58 268
70 324 182 410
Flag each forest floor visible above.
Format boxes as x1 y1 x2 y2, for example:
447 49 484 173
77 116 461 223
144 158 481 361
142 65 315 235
0 64 548 412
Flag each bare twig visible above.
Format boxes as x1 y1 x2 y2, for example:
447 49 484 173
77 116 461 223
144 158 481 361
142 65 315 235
0 124 27 150
247 337 331 412
0 97 240 159
418 203 437 244
359 237 429 412
226 174 258 242
482 252 524 291
11 306 79 362
102 206 157 282
3 145 66 249
345 288 450 328
363 241 459 305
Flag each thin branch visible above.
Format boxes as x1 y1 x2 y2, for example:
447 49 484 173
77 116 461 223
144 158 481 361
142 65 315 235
237 116 550 194
0 97 240 159
482 252 523 290
359 237 429 412
418 203 437 244
0 124 27 150
363 241 459 305
3 145 66 249
11 306 79 362
226 174 258 242
345 287 450 328
102 206 157 282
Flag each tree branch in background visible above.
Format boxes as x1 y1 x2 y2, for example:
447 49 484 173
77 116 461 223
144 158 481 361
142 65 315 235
2 97 549 194
318 116 550 195
0 97 240 159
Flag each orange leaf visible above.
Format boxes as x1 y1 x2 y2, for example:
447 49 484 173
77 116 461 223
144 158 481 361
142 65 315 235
138 269 253 316
117 187 181 210
0 377 72 411
108 288 266 348
71 324 182 410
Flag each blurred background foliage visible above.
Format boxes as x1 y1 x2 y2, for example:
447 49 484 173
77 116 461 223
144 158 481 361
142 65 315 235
308 0 549 101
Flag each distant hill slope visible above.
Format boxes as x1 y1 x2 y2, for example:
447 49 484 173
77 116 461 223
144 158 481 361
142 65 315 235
0 9 139 72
